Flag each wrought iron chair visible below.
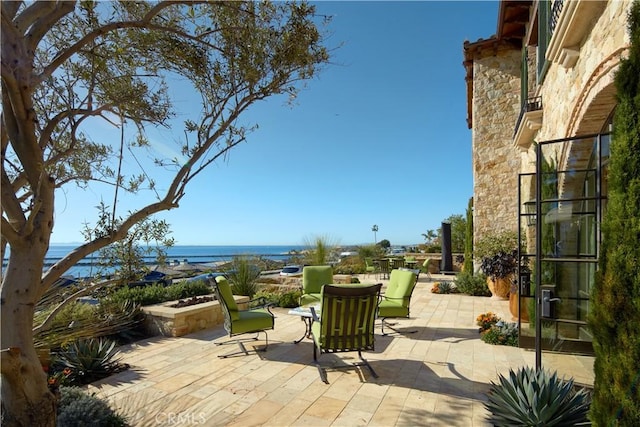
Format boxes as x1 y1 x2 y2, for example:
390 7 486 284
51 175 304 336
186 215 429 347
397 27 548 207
391 257 405 270
422 258 433 282
310 283 382 383
364 258 378 278
212 276 275 358
377 258 390 280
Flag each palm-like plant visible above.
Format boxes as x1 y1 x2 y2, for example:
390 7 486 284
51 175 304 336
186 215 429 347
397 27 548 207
57 338 124 385
304 234 336 265
485 366 591 426
227 255 261 299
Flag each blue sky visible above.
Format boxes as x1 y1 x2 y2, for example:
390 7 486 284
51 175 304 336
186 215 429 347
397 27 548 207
51 1 499 247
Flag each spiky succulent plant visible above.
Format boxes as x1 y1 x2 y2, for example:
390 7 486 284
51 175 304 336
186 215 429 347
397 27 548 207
485 366 591 426
57 337 124 384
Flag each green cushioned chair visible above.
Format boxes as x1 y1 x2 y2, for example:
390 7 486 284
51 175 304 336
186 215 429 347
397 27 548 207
364 258 377 278
300 265 333 306
422 258 432 282
377 268 418 335
212 276 275 358
310 283 382 383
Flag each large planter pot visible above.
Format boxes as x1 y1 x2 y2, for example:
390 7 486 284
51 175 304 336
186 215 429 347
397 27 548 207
509 293 530 322
487 276 511 300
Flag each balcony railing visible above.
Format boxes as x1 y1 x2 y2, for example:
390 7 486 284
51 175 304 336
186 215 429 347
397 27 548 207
550 0 565 37
514 96 543 137
513 96 543 150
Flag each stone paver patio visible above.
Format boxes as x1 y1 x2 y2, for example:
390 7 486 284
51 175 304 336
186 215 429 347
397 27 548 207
89 274 594 426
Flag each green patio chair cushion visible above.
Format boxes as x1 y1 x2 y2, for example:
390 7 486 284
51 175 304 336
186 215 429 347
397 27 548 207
301 265 333 306
300 293 322 306
215 276 239 321
232 309 275 335
378 269 417 319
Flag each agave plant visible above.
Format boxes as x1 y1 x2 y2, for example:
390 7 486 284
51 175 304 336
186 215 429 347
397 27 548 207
57 337 124 385
485 366 591 426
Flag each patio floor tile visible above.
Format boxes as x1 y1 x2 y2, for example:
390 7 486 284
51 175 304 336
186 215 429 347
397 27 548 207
91 273 594 426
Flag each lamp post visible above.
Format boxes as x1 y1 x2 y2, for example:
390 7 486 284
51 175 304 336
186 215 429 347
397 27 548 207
372 225 378 244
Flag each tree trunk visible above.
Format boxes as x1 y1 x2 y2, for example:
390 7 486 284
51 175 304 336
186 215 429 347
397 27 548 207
1 249 57 425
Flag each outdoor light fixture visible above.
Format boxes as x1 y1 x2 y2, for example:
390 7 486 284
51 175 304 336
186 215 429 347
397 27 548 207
524 200 537 227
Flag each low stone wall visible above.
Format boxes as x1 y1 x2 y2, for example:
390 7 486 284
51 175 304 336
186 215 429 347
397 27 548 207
141 295 249 337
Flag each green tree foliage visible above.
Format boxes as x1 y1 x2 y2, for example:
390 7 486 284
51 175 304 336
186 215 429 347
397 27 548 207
378 239 391 249
589 2 640 424
1 2 330 424
464 197 474 273
82 207 174 283
421 229 437 244
443 214 466 253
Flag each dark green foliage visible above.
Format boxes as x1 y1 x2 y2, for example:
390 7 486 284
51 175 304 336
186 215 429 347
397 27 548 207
277 290 302 308
454 271 491 296
424 245 441 253
480 321 518 347
228 256 261 298
252 290 281 307
485 367 591 426
57 338 125 385
57 386 128 426
464 197 474 274
105 281 211 307
443 214 467 253
164 280 211 301
333 257 364 274
378 239 391 249
34 300 141 350
589 2 640 424
253 289 302 308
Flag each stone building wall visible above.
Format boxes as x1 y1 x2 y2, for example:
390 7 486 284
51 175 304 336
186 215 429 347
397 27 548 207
534 0 631 144
472 48 522 243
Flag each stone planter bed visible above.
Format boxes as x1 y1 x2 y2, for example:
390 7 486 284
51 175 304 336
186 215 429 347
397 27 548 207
141 294 249 337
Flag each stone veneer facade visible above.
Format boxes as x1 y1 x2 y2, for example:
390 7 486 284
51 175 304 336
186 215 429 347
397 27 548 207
469 47 522 242
465 0 632 246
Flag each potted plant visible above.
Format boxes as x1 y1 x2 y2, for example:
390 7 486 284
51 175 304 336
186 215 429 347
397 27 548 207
475 230 518 299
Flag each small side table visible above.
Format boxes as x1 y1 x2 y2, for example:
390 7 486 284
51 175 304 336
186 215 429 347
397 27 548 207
288 305 319 344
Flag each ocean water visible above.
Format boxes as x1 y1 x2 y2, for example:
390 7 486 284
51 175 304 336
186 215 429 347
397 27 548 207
16 244 307 279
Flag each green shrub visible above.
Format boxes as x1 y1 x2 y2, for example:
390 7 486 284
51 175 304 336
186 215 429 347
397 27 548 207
589 2 640 424
454 271 490 296
481 321 518 347
485 367 591 426
252 289 301 308
105 281 211 307
164 280 211 301
34 300 141 349
228 256 261 298
333 257 364 274
106 284 167 306
252 290 281 307
56 337 126 385
278 290 302 308
57 386 128 426
464 197 474 273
